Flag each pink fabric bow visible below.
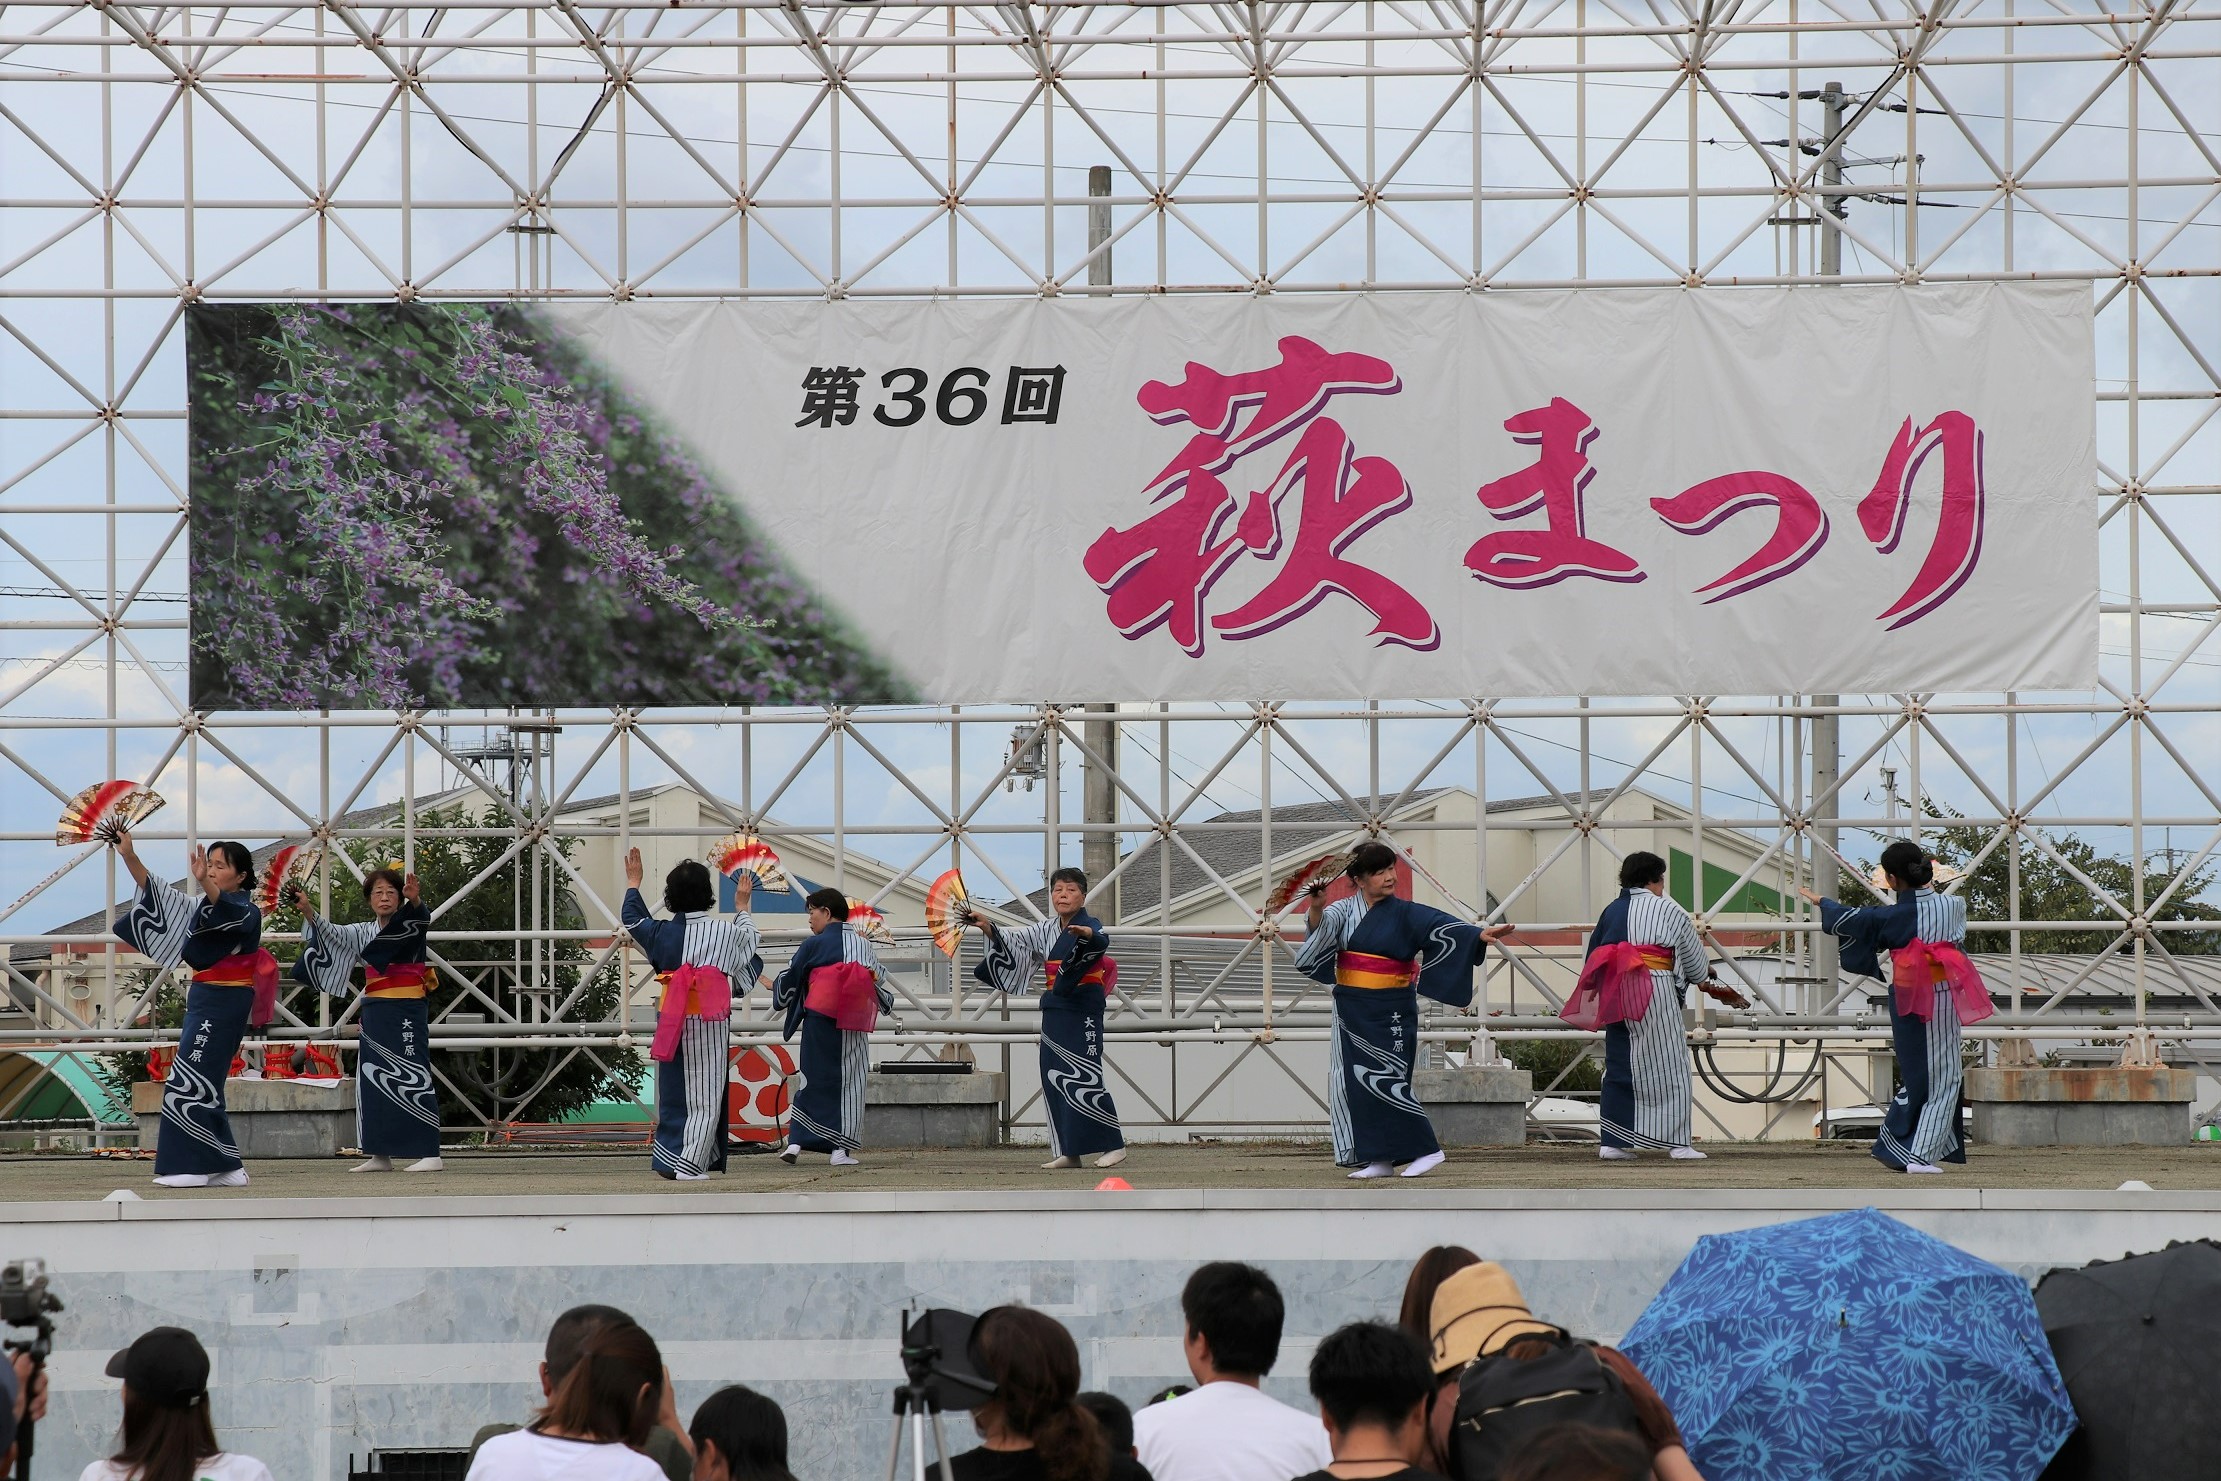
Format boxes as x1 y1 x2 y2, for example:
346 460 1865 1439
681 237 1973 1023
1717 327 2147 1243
805 961 882 1032
1560 942 1657 1031
650 963 734 1062
1891 940 1993 1025
248 949 282 1028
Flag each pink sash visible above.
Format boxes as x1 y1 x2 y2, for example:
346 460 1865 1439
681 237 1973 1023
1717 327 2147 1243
1891 940 1993 1025
805 961 881 1032
197 950 284 1027
650 963 733 1062
1558 943 1670 1030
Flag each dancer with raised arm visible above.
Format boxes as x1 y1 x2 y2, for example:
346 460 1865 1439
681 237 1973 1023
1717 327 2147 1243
963 867 1127 1171
1799 837 1990 1174
772 889 891 1166
1294 842 1514 1180
291 867 443 1173
1575 851 1716 1163
110 830 277 1188
622 848 764 1181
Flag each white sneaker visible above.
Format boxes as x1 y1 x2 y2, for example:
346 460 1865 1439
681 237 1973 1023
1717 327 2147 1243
152 1173 209 1188
1400 1151 1447 1178
830 1150 860 1166
1906 1161 1943 1175
778 1144 800 1164
209 1169 249 1187
1348 1160 1394 1180
351 1156 394 1173
1670 1147 1709 1161
1041 1155 1080 1170
404 1157 444 1173
1093 1148 1127 1169
1599 1147 1639 1162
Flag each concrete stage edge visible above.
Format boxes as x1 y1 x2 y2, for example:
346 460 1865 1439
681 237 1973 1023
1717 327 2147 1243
12 1186 2213 1481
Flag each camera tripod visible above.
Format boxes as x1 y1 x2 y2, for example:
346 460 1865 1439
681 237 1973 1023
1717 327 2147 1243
885 1379 959 1481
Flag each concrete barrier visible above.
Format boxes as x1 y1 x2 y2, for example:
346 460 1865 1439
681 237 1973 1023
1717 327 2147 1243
1415 1065 1533 1146
132 1076 356 1158
1966 1066 2194 1147
863 1069 1006 1147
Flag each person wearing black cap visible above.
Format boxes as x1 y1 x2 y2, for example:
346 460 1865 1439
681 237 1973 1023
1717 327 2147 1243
83 1327 273 1481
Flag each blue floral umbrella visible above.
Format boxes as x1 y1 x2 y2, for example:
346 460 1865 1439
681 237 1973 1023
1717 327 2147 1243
1620 1208 2074 1481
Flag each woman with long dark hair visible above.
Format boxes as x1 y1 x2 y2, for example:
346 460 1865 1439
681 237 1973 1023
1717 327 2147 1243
81 1327 273 1481
109 832 277 1188
1397 1245 1480 1348
291 866 442 1172
688 1386 796 1481
951 1306 1149 1481
466 1321 674 1480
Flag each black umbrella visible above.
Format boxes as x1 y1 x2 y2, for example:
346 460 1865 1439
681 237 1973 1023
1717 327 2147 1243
2036 1238 2221 1480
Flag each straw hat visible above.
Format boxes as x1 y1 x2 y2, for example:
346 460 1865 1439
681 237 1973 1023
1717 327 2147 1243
1427 1262 1556 1374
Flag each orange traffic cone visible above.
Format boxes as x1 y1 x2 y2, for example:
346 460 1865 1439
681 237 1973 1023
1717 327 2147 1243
1095 1176 1132 1191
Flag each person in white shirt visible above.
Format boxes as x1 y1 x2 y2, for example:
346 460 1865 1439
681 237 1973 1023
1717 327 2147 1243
465 1319 679 1481
1134 1263 1333 1481
79 1327 275 1481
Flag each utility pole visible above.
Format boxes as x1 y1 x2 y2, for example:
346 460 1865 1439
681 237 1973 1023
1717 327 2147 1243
1081 165 1121 919
1811 81 1847 1004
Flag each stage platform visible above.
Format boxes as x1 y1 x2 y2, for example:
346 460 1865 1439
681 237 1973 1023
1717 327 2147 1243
8 1144 2218 1481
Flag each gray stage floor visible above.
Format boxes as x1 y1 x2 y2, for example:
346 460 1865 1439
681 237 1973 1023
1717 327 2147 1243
5 1139 2219 1200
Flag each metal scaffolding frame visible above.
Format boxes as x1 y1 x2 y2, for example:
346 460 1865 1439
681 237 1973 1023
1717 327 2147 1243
3 0 2218 1135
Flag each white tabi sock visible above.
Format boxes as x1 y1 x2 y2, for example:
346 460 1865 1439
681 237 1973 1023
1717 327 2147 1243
1347 1160 1394 1180
208 1169 249 1187
151 1173 209 1188
1669 1147 1708 1161
351 1156 395 1173
1599 1147 1639 1161
404 1157 443 1173
830 1150 860 1166
1399 1151 1447 1179
1906 1161 1943 1175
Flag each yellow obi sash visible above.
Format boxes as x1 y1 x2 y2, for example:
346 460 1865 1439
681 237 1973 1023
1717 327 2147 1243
1043 959 1111 991
657 968 730 1018
1633 945 1675 972
1335 951 1419 989
366 963 429 999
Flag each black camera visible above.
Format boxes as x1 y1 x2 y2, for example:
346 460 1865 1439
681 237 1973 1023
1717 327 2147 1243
0 1259 58 1358
897 1307 995 1413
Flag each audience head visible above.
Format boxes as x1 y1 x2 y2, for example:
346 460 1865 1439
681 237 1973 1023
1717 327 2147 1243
539 1319 664 1447
689 1385 795 1481
1180 1261 1287 1383
105 1327 221 1481
1878 839 1935 894
1428 1262 1555 1374
1307 1322 1436 1461
1399 1245 1482 1346
966 1306 1107 1481
1076 1391 1134 1458
539 1303 635 1395
664 859 717 915
1618 852 1667 892
1498 1422 1653 1481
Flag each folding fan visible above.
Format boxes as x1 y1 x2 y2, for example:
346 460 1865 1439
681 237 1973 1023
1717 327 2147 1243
707 833 796 895
255 844 325 915
924 868 973 958
846 899 897 948
1262 851 1348 916
55 780 166 846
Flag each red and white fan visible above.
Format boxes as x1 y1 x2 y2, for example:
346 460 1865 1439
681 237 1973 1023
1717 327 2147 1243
924 868 973 958
708 833 796 895
846 898 897 948
55 781 166 846
255 844 325 915
1263 851 1348 916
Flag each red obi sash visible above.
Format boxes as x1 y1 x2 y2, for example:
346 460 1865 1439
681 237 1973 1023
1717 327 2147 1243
1891 940 1993 1025
366 962 430 999
1559 943 1674 1030
651 964 734 1062
805 961 881 1032
1334 951 1418 990
194 950 282 1027
1043 958 1119 994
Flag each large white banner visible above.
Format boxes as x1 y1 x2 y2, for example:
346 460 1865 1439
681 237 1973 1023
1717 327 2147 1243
550 285 2095 701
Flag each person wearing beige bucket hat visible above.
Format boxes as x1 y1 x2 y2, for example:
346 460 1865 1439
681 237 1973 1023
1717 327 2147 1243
1419 1263 1704 1481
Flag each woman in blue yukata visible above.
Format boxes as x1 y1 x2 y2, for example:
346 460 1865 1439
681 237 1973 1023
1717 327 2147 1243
110 829 278 1189
964 866 1128 1173
1800 838 1992 1174
1295 842 1515 1180
773 888 892 1167
291 866 444 1173
622 848 763 1181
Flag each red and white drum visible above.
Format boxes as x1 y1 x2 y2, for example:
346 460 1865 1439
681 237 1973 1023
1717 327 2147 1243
727 1043 796 1144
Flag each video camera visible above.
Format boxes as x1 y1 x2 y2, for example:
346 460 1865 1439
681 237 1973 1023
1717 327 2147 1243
2 1258 62 1481
888 1307 996 1481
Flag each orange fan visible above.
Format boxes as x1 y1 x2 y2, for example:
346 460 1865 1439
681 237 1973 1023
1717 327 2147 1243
56 781 165 846
255 844 324 915
1263 851 1348 916
846 899 896 948
924 868 973 958
708 833 795 895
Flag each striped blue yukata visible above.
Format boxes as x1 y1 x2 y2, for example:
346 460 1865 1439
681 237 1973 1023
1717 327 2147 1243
974 911 1125 1159
118 879 263 1177
1822 887 1969 1170
1589 887 1709 1151
295 903 440 1159
774 923 892 1154
624 889 762 1179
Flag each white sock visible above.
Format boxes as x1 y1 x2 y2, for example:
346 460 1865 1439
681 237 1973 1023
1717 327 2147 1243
1093 1148 1127 1169
1599 1147 1639 1161
152 1173 209 1188
1041 1155 1079 1169
351 1156 395 1173
830 1150 860 1166
209 1168 249 1187
404 1157 444 1173
1400 1151 1447 1178
1348 1160 1394 1180
1906 1161 1943 1175
1670 1147 1708 1161
778 1144 799 1163
674 1170 710 1182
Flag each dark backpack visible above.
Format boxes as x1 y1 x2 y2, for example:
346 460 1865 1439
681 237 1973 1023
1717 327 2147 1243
1445 1327 1645 1481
